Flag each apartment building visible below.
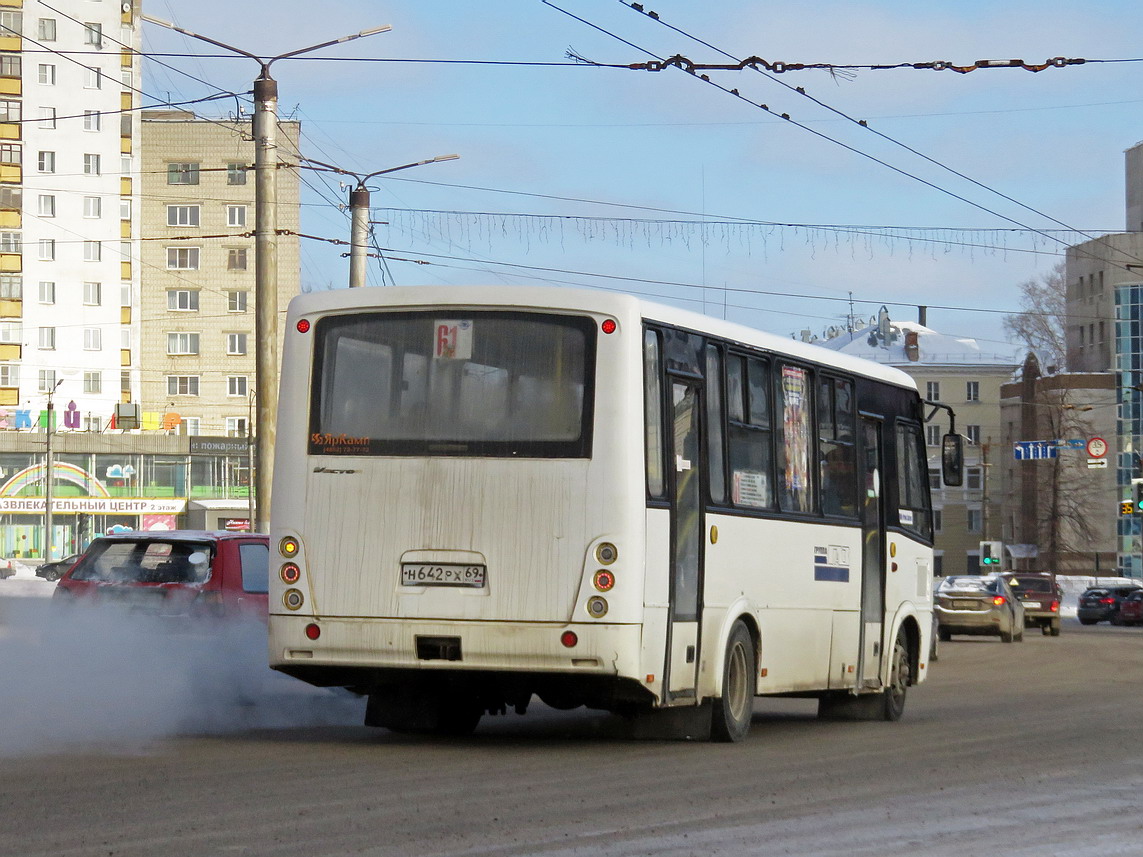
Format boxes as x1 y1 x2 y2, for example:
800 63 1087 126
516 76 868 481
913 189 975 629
820 313 1021 575
139 110 300 438
0 0 141 426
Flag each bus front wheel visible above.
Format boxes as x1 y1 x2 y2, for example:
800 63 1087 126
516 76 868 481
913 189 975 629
711 621 755 743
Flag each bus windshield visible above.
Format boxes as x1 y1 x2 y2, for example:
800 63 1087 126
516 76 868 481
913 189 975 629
309 310 595 457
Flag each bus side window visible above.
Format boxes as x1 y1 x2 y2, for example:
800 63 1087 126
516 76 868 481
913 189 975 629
644 329 666 499
776 363 814 514
727 355 773 509
896 421 932 540
704 344 726 503
819 377 857 517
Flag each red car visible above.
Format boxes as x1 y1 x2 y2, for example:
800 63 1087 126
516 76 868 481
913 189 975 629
53 531 269 621
1119 590 1143 626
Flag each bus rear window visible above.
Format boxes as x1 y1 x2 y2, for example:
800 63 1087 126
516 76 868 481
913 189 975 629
310 311 595 457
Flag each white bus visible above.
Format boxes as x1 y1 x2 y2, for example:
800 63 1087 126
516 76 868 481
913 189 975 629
269 286 955 741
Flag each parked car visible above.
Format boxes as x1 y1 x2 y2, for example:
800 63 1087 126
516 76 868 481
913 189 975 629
36 553 82 582
935 575 1025 643
1001 571 1062 636
1119 590 1143 626
53 531 269 621
1077 585 1142 625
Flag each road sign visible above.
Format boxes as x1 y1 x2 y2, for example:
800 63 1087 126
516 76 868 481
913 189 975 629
1014 441 1058 460
1088 458 1108 469
1061 439 1086 450
1087 437 1108 458
1122 501 1135 515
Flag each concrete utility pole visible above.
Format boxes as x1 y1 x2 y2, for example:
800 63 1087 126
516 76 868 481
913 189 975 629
302 155 459 287
43 378 63 561
141 17 391 531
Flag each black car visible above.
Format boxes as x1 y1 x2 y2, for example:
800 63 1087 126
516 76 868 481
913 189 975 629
1077 585 1142 625
36 553 81 582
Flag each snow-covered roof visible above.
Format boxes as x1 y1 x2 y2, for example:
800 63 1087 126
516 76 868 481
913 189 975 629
817 320 1021 367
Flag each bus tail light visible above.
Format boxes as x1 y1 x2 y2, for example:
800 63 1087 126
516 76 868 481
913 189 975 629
279 537 300 558
305 623 321 640
284 589 304 610
586 596 608 618
280 563 301 584
560 631 578 648
600 319 617 334
595 542 618 564
593 570 615 592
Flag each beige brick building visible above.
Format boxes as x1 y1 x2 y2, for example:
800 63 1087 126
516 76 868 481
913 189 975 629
139 110 300 438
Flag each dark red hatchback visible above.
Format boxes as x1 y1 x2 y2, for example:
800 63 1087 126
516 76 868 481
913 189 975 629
53 531 269 620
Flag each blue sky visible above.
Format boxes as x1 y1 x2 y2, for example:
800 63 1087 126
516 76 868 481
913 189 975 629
141 0 1143 352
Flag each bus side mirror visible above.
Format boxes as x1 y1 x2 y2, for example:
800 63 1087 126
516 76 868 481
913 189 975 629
942 433 964 487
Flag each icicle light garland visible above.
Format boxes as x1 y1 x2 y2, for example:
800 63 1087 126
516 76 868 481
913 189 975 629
376 209 1073 263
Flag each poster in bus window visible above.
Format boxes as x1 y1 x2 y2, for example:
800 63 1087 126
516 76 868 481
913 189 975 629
733 470 769 508
434 320 473 360
781 365 811 507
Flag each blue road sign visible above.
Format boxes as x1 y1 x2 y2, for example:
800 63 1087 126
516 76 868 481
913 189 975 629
1014 441 1058 460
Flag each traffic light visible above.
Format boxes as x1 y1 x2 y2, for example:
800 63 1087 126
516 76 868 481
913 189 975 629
979 540 1003 568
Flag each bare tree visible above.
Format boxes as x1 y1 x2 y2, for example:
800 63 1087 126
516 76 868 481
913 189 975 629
1003 261 1067 372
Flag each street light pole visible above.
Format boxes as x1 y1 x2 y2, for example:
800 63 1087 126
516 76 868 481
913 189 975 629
141 17 391 532
301 155 459 287
43 378 63 561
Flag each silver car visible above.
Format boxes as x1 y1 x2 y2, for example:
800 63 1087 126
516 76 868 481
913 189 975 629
935 575 1025 643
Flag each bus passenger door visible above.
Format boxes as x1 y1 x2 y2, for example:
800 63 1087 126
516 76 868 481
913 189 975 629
666 380 703 701
857 416 886 689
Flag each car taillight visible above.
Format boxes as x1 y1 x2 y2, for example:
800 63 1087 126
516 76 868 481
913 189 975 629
1099 597 1115 605
992 596 1006 606
1050 600 1060 612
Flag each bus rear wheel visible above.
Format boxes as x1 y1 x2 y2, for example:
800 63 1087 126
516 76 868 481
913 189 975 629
711 621 755 743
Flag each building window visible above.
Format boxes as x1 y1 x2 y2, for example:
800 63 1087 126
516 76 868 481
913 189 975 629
227 290 248 312
37 194 55 217
0 186 18 212
38 327 55 350
83 110 101 132
0 275 20 299
83 241 101 262
966 467 983 490
121 328 130 349
166 205 200 227
37 151 55 173
0 55 18 78
933 509 942 533
967 508 982 533
167 290 199 312
38 369 57 392
0 144 19 165
83 153 101 175
167 162 200 185
227 333 248 355
0 231 17 253
180 417 202 436
83 22 102 47
120 284 131 307
966 424 981 445
0 11 22 38
227 248 248 271
928 468 941 489
84 67 102 89
83 328 102 351
226 417 248 438
966 381 980 402
0 364 18 387
228 375 248 397
38 18 57 41
926 424 941 446
926 381 940 401
84 196 102 218
227 205 247 227
167 375 200 396
38 239 55 261
227 163 248 185
83 371 102 394
38 107 56 129
0 100 19 123
0 321 19 343
167 332 200 355
37 63 55 85
166 247 200 270
38 281 55 304
83 282 101 306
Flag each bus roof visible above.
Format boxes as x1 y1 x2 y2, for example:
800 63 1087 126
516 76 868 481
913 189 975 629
286 285 919 392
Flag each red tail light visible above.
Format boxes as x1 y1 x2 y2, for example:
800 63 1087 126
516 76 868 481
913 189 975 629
1050 600 1060 612
1099 597 1115 605
992 595 1006 606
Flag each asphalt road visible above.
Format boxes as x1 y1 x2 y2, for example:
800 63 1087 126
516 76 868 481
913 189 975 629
2 615 1141 857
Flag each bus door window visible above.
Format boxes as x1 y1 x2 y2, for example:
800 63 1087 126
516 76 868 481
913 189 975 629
704 344 726 504
644 329 666 499
671 381 702 620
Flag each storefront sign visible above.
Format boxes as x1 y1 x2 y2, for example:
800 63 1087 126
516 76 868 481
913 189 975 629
190 437 250 456
0 497 187 514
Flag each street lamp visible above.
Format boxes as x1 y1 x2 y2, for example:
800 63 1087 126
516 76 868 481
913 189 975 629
43 377 63 561
140 16 391 532
301 155 460 287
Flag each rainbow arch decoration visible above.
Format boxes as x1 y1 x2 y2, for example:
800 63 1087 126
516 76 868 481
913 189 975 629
0 462 111 498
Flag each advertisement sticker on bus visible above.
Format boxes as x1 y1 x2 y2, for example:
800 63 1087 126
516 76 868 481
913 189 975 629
434 319 473 360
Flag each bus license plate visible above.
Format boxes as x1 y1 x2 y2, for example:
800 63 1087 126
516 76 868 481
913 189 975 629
401 563 486 588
